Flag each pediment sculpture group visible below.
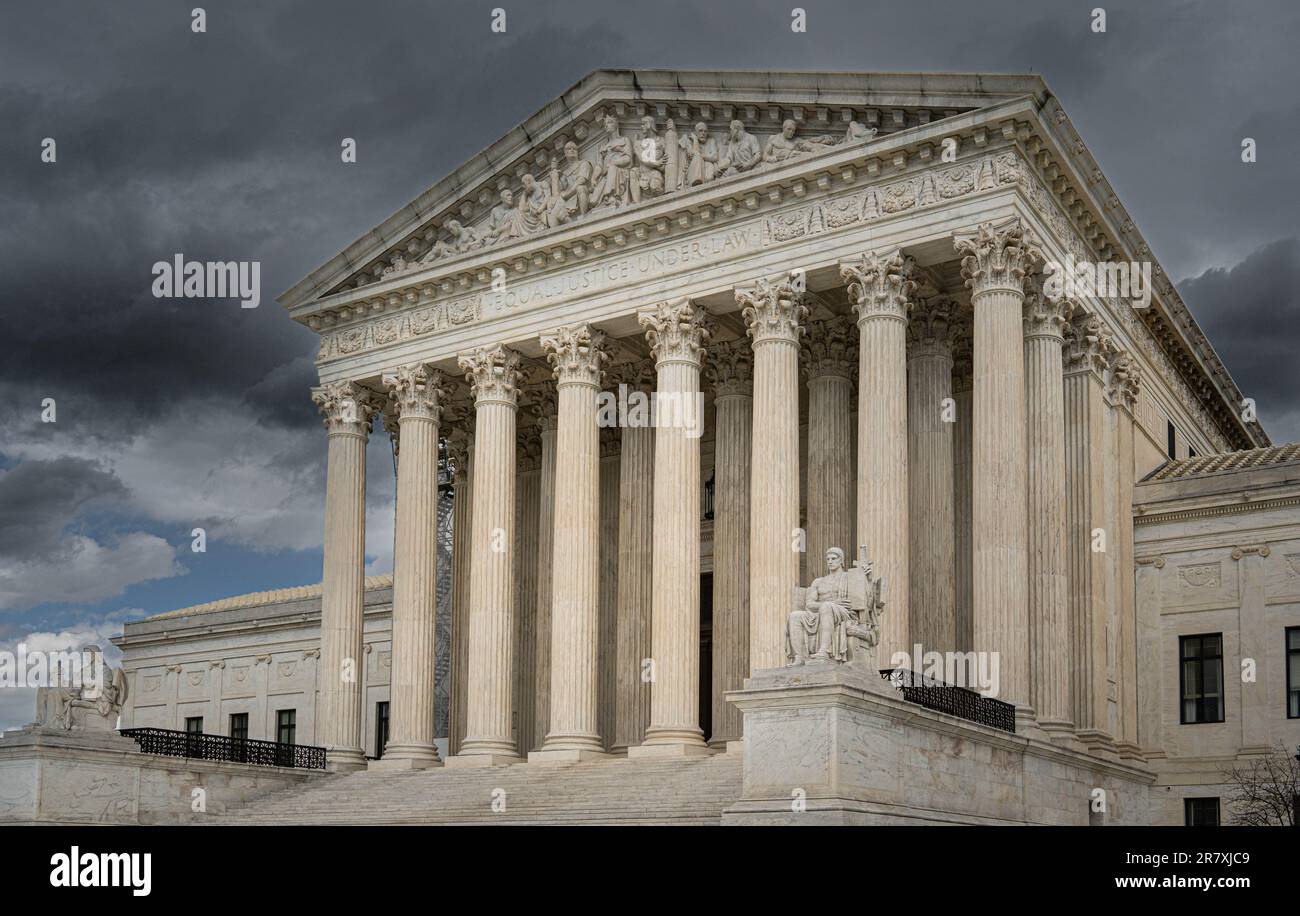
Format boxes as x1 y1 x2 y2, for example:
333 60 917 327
375 114 879 278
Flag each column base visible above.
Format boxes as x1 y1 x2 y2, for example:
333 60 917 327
527 748 610 765
444 753 522 769
1075 729 1122 762
370 746 443 771
628 723 709 758
325 748 368 773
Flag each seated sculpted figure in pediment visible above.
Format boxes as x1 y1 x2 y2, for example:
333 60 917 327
786 547 885 666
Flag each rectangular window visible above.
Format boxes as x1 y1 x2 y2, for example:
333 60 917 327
276 709 296 746
1287 627 1300 719
229 712 249 740
1167 420 1177 459
1180 634 1225 724
184 716 203 734
375 701 390 759
1184 797 1220 826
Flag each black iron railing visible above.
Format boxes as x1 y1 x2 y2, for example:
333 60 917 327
119 727 327 770
879 668 1017 734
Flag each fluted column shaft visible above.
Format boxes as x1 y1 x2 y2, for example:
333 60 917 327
629 300 709 757
447 432 472 755
707 341 752 747
532 396 557 751
598 438 620 750
537 325 608 759
379 365 446 767
740 275 806 671
1024 290 1074 733
513 445 540 756
804 318 855 581
841 251 913 664
449 346 522 766
907 301 959 653
952 372 974 653
613 370 654 752
312 381 378 772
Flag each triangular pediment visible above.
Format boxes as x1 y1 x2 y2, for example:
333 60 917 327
279 70 1049 309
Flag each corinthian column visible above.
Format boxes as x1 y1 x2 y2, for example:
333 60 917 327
955 219 1040 720
312 380 381 772
1023 278 1075 736
952 343 974 653
840 250 914 664
1063 312 1116 752
376 364 447 768
447 345 522 767
598 429 621 751
705 339 752 748
739 274 806 671
612 361 655 753
1108 349 1142 760
906 298 960 653
533 325 610 763
803 317 855 581
628 299 710 758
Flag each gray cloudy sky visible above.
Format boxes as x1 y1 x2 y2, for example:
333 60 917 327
0 0 1297 728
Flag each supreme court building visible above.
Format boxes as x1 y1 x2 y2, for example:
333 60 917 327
110 71 1300 825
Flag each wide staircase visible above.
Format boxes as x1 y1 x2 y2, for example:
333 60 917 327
218 751 743 825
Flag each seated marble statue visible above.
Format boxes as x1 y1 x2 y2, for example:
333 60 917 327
786 547 884 666
34 645 130 731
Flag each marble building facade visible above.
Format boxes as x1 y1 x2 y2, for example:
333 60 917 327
110 71 1296 823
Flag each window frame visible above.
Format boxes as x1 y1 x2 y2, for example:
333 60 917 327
1286 626 1300 719
1179 633 1225 725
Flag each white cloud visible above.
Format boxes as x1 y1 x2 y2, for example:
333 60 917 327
0 532 180 610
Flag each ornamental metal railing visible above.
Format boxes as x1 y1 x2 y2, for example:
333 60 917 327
119 727 327 770
879 668 1017 734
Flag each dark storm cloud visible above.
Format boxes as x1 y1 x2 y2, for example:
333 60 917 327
1180 237 1300 441
0 0 1297 450
0 456 125 559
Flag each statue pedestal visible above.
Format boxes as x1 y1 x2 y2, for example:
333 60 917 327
722 663 1154 825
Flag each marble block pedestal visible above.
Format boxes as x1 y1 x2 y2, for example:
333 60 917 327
721 662 1154 825
0 726 320 824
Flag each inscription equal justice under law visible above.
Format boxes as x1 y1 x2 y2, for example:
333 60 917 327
485 224 762 315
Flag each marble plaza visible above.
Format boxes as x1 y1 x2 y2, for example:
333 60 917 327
6 70 1298 825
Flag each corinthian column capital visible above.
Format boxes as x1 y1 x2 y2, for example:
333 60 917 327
906 297 963 358
737 272 809 345
801 315 856 380
1063 312 1117 378
840 248 917 323
382 363 448 422
1107 349 1143 412
312 380 382 437
458 344 522 406
540 324 609 388
705 338 754 396
1022 272 1075 341
638 298 710 368
955 218 1043 296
